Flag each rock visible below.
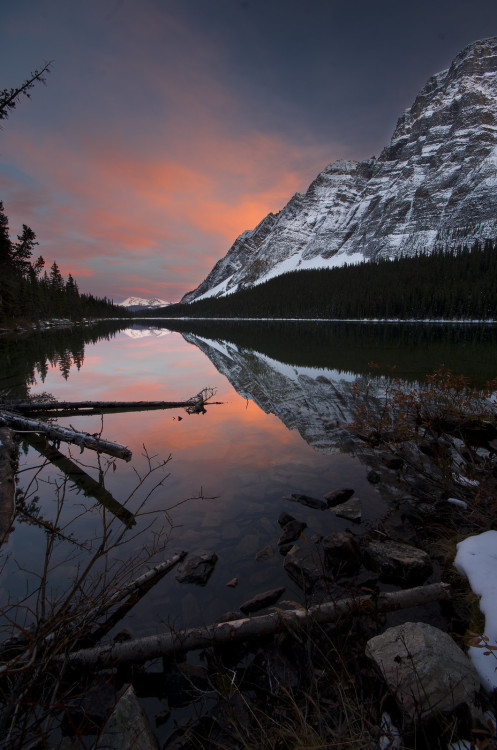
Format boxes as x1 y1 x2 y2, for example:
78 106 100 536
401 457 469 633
94 684 158 750
175 552 218 585
278 512 295 527
310 533 323 544
285 493 327 510
255 545 275 561
283 544 329 592
322 532 361 576
279 543 294 556
240 587 285 614
324 487 354 507
278 519 307 546
332 497 362 522
362 539 433 585
367 470 381 484
365 622 480 723
380 453 404 470
226 577 238 588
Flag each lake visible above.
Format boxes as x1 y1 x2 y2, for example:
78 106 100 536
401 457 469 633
1 320 496 639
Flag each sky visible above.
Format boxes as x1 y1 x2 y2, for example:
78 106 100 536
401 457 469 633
2 1 497 303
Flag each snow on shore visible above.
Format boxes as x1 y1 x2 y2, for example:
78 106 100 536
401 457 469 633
454 530 497 691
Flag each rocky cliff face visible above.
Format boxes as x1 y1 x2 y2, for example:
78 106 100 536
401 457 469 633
182 37 497 303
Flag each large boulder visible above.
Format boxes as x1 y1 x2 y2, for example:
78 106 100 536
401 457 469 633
362 539 432 585
283 544 329 592
366 622 480 723
94 684 158 749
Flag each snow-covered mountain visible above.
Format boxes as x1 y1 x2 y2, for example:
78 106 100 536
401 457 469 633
118 297 170 311
182 37 497 303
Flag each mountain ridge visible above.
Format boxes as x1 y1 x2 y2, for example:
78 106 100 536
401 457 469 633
182 37 497 304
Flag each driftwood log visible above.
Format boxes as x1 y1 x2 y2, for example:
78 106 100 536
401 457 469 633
63 582 451 669
0 409 132 461
10 397 223 415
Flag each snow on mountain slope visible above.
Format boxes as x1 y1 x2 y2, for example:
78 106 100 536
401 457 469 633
182 37 497 303
119 297 170 310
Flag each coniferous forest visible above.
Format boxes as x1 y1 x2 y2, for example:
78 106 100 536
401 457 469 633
0 201 126 325
151 240 497 320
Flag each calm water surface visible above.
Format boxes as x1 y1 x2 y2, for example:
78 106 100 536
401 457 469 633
1 321 496 635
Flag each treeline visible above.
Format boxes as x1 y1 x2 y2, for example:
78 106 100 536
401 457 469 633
0 320 125 398
0 201 127 324
154 241 497 320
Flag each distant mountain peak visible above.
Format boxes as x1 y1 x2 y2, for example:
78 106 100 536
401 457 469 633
119 296 170 310
182 36 497 304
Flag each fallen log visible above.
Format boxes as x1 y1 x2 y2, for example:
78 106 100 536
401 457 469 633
24 433 136 527
84 551 188 646
0 410 132 461
11 398 223 414
63 582 451 669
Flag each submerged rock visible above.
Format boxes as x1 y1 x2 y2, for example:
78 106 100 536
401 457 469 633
324 487 354 507
332 497 362 522
278 519 307 546
278 512 295 527
366 622 480 723
240 587 285 614
175 552 218 585
256 545 275 561
285 493 327 510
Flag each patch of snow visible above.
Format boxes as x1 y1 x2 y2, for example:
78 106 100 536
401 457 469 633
454 530 497 691
119 297 170 309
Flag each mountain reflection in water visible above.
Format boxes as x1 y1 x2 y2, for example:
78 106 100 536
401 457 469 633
2 320 496 636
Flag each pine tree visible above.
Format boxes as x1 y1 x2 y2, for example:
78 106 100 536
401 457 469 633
12 224 38 276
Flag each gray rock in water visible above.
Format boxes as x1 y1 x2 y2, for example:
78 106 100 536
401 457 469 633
285 493 327 510
175 552 218 585
278 512 295 527
332 497 362 522
324 487 354 507
240 587 285 614
367 470 381 484
283 544 329 592
256 544 275 561
365 622 480 723
278 519 307 546
362 539 433 585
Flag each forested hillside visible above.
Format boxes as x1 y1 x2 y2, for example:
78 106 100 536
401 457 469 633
154 241 497 320
0 201 126 325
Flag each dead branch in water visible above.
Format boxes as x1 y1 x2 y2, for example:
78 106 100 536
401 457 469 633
0 409 132 461
9 387 221 415
63 582 451 669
